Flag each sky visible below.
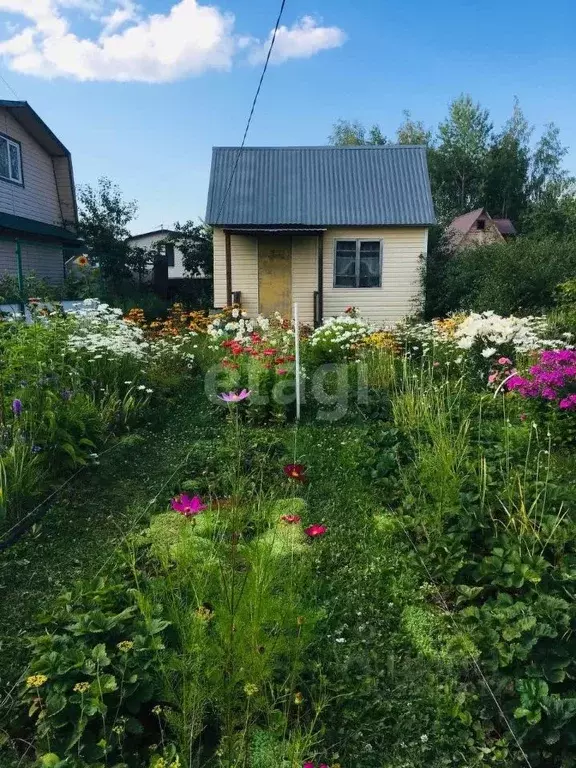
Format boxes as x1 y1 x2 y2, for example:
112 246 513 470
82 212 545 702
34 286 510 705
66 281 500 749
0 0 574 232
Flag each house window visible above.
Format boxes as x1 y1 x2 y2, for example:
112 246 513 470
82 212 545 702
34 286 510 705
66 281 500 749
476 219 486 230
0 135 22 184
334 240 382 288
165 243 175 267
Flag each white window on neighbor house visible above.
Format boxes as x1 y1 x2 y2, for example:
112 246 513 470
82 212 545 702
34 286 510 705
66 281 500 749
0 134 22 184
334 240 382 288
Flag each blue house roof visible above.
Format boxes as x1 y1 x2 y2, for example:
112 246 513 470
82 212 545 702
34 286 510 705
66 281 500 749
205 145 436 227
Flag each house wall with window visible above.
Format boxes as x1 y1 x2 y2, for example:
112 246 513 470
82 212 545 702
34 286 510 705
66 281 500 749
0 108 62 226
213 227 427 325
126 230 187 279
324 227 427 322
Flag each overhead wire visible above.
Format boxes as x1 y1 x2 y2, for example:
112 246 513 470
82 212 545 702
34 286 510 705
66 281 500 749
211 0 288 226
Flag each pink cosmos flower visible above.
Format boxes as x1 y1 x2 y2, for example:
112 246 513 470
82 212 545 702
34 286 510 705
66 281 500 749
488 372 498 384
277 368 287 375
498 357 512 365
305 524 327 538
170 494 207 517
280 514 301 524
218 389 251 403
303 763 315 768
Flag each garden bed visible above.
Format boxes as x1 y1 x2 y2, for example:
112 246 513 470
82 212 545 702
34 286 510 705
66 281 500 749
2 304 576 768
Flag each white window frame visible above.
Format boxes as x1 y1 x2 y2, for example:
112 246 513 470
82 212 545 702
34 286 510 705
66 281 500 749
333 238 383 289
0 133 23 185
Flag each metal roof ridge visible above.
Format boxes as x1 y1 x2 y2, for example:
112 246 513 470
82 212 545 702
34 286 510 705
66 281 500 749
212 144 427 150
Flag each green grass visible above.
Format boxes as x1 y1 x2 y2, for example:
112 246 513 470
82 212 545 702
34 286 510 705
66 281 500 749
0 387 221 694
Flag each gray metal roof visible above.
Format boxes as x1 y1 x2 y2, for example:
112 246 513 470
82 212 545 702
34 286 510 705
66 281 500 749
205 145 436 227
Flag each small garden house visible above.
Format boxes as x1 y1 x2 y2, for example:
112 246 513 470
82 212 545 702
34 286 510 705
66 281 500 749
205 145 435 325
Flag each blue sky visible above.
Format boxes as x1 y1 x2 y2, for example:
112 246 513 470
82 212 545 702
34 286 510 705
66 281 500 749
0 0 575 232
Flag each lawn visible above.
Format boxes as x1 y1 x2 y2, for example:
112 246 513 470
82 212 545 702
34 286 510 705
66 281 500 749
2 304 576 768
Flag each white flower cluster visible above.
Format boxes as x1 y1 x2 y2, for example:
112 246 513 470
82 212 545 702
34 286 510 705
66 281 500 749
150 332 197 369
310 314 375 349
67 299 149 361
208 313 271 342
454 311 563 354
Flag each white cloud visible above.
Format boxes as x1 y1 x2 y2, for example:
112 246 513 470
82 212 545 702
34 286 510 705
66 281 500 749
0 1 346 82
248 15 346 65
100 0 138 36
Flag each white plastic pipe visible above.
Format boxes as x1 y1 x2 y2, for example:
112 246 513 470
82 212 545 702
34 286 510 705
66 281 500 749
294 302 301 421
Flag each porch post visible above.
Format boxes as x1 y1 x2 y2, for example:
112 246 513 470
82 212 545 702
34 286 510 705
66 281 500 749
316 232 324 326
225 231 232 306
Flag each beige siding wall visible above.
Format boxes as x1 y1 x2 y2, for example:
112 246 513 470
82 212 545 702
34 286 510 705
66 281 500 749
291 236 317 324
52 155 76 225
0 109 62 226
213 228 258 315
214 226 427 325
323 227 426 324
0 240 63 283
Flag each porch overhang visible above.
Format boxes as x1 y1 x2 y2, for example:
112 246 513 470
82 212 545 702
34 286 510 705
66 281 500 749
223 226 327 236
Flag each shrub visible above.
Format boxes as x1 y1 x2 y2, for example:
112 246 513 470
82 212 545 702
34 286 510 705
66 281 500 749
425 236 576 317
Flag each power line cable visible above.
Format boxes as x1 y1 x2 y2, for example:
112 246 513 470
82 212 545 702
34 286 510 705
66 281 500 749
0 66 19 99
212 0 288 226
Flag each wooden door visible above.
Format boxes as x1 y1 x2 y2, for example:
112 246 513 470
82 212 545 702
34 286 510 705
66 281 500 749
258 237 292 318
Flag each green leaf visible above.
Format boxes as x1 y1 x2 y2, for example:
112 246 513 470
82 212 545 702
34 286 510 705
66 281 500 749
91 643 110 666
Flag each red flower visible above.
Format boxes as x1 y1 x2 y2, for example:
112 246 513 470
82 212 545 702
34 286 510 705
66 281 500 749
263 348 276 356
283 463 307 482
305 524 327 538
280 514 301 524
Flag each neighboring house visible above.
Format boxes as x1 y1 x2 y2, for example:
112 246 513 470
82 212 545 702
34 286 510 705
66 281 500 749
447 207 517 250
0 100 81 284
126 228 187 279
205 145 435 325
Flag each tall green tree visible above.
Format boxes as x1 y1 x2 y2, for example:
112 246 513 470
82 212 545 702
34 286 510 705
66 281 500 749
529 122 570 200
396 110 433 146
329 119 388 146
434 94 492 219
77 177 137 284
483 98 531 221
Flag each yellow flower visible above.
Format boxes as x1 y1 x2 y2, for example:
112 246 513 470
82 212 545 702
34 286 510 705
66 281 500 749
243 683 258 697
73 681 90 694
195 605 213 621
294 691 304 705
117 640 134 652
26 674 48 688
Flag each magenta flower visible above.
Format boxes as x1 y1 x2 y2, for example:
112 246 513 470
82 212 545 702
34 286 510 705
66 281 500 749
218 389 251 403
559 394 576 410
305 524 327 538
303 763 315 768
170 494 207 517
12 398 22 416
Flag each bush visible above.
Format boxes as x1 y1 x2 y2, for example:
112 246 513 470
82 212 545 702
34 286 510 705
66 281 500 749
425 236 576 317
